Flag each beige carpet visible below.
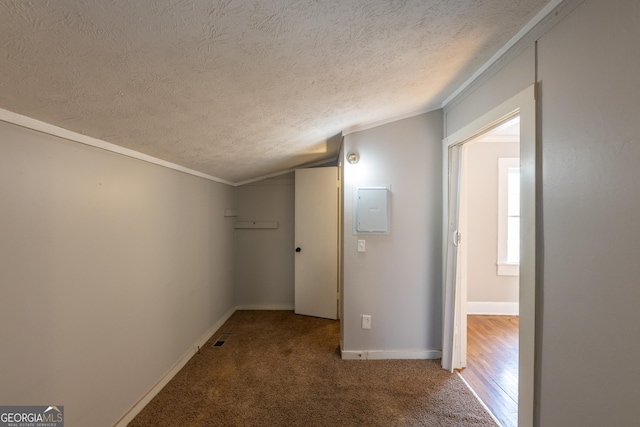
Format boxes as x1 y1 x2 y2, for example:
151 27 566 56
129 311 496 426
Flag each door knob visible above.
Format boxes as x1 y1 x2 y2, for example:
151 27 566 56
295 247 301 252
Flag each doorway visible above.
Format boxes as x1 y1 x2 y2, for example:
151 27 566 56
442 85 536 427
458 119 521 427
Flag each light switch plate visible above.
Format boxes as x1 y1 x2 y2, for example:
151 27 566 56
357 240 365 252
362 315 371 329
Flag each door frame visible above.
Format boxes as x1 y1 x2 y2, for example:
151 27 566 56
442 85 536 427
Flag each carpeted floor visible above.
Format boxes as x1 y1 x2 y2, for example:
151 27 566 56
129 310 497 426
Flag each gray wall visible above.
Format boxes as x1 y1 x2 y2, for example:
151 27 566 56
464 140 519 305
342 111 442 355
445 0 640 424
445 44 535 137
0 121 236 427
235 174 295 308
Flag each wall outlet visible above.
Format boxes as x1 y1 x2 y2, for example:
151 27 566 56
361 315 371 329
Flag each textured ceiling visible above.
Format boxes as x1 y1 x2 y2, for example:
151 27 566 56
0 0 548 183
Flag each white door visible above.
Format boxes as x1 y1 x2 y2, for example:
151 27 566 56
442 144 463 372
294 167 338 319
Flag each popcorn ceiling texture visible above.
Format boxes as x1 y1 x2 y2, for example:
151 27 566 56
0 0 547 182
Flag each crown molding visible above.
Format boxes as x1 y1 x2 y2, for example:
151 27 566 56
342 104 440 136
441 0 576 109
0 108 235 186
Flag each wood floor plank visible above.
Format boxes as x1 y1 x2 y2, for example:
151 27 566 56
460 315 519 427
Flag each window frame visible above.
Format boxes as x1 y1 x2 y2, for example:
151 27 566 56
497 157 520 276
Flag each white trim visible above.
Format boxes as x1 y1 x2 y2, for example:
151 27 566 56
343 1 565 137
347 0 573 136
234 168 305 187
442 87 533 370
234 156 339 186
467 302 519 316
457 372 504 427
442 84 536 427
113 306 236 427
341 349 442 360
235 304 294 311
0 108 235 186
441 0 564 108
497 157 521 272
342 106 439 136
443 86 533 148
235 221 279 229
0 106 344 187
497 263 519 276
476 134 519 144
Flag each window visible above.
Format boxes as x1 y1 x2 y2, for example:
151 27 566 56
497 157 520 276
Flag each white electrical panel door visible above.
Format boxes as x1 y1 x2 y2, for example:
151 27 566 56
356 187 389 233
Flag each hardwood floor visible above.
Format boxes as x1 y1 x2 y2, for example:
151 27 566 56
459 315 519 427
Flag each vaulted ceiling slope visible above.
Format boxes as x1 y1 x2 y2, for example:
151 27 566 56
0 0 548 183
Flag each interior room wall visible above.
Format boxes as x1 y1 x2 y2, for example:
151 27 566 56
464 140 519 313
234 173 295 309
535 0 640 424
444 0 640 424
0 120 236 427
342 110 443 358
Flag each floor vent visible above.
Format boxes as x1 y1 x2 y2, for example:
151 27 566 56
212 333 231 347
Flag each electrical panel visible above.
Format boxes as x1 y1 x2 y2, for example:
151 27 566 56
355 187 389 234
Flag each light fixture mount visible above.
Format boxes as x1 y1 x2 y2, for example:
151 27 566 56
347 152 360 164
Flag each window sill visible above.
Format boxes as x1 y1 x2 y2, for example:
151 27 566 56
497 263 520 276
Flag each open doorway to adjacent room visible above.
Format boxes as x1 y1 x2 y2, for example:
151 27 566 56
457 118 520 427
442 85 536 427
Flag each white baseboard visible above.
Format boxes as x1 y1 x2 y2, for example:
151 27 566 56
467 301 519 315
341 349 442 360
235 304 294 310
113 306 236 427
